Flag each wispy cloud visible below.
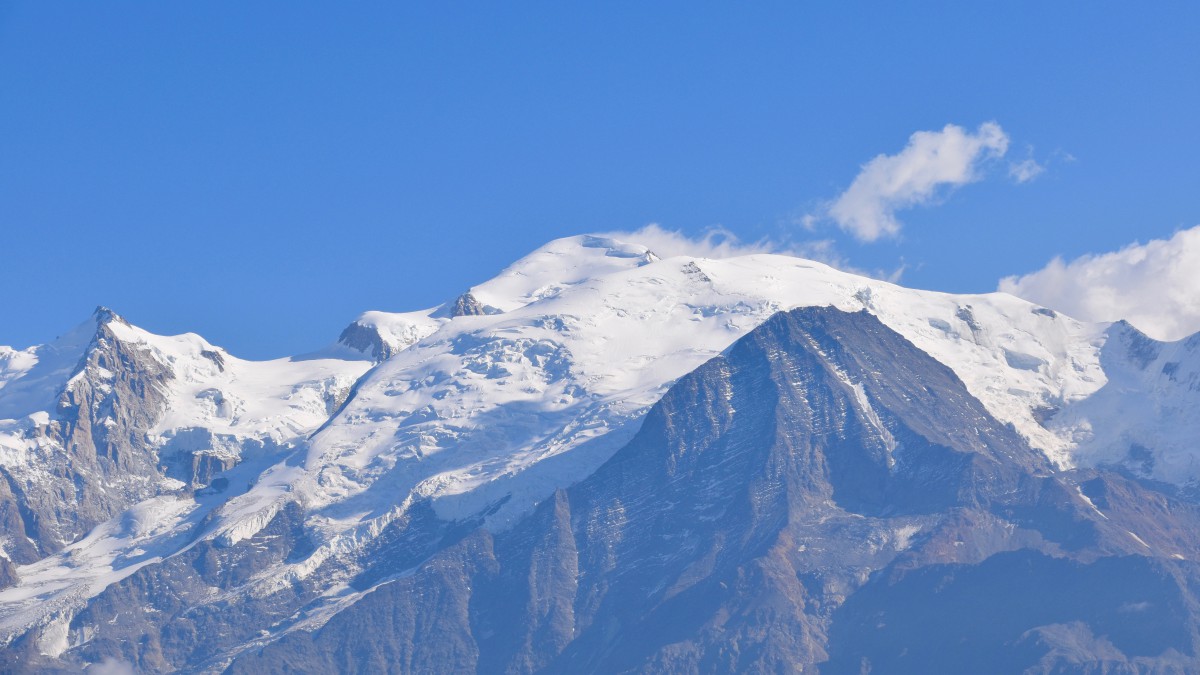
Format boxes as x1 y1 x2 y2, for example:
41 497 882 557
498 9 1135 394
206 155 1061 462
609 123 1032 283
999 225 1200 341
1007 142 1051 184
822 122 1010 241
1008 158 1045 184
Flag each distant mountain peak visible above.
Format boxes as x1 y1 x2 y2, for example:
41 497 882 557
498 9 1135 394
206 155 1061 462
91 305 124 327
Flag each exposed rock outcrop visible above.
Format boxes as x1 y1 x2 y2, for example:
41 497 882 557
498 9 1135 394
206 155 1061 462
337 321 402 361
450 292 486 317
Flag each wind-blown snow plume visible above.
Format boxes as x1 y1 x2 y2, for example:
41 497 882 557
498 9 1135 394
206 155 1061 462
999 225 1200 341
602 224 779 259
826 122 1010 241
604 224 903 281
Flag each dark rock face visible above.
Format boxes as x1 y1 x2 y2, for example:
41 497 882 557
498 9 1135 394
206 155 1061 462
221 308 1200 674
30 307 1200 673
185 451 238 487
53 502 318 674
0 555 17 590
823 550 1196 674
338 320 400 361
0 471 39 564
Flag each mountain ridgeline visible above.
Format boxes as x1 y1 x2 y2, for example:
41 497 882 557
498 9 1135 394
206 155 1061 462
213 308 1200 673
4 235 1200 674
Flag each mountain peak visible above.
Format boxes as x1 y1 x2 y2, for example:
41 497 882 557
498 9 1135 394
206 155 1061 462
465 234 658 313
92 305 123 326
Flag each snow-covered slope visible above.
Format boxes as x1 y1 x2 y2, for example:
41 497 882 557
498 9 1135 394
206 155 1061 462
0 310 370 484
3 232 1199 658
331 235 659 363
301 234 1200 536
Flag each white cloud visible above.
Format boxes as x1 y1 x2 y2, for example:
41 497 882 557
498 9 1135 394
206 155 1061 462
826 122 1010 241
606 224 905 282
1009 158 1045 184
999 225 1200 341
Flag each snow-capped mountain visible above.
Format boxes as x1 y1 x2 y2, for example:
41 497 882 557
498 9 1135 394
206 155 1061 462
2 233 1200 672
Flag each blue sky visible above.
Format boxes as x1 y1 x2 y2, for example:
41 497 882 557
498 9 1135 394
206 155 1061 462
2 3 1198 357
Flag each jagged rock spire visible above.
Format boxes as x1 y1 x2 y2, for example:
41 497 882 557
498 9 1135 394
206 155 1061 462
451 292 485 317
